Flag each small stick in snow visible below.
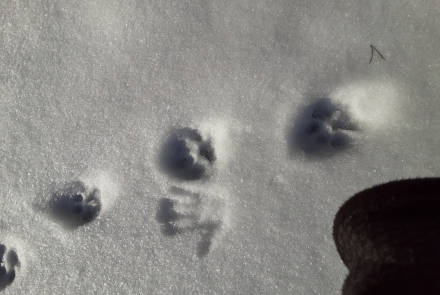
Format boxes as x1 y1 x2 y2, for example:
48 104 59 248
369 45 386 63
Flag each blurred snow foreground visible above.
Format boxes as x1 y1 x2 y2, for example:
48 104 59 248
1 0 440 294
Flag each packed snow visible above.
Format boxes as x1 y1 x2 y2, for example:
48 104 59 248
1 0 439 294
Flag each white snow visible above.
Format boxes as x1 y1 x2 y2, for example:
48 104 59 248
1 0 440 294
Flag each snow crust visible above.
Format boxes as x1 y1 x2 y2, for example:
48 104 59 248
1 0 440 294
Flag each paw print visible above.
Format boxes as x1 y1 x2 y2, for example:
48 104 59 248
0 244 19 291
160 128 216 180
156 187 222 257
49 181 102 229
293 98 359 155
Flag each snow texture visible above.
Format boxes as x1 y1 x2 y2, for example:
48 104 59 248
1 0 440 294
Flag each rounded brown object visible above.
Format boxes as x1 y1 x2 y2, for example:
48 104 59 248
333 178 440 295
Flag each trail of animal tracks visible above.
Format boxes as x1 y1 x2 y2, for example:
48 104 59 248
1 0 439 294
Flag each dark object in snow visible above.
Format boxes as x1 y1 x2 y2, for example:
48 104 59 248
333 178 440 295
290 98 358 157
160 127 216 180
0 244 19 291
49 181 102 229
369 45 386 64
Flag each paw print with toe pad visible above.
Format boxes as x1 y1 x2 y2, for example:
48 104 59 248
0 244 19 291
161 128 216 180
49 181 102 229
294 98 359 156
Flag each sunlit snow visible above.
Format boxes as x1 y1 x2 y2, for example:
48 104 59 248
1 1 439 294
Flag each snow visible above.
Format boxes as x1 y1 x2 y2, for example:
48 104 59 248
1 0 440 294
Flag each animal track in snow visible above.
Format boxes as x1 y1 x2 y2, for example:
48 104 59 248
160 128 216 180
292 98 359 156
0 244 19 291
156 187 224 258
49 181 102 229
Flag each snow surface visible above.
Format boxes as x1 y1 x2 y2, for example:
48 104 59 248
1 0 440 294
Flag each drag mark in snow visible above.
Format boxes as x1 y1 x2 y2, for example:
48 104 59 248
156 187 224 258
